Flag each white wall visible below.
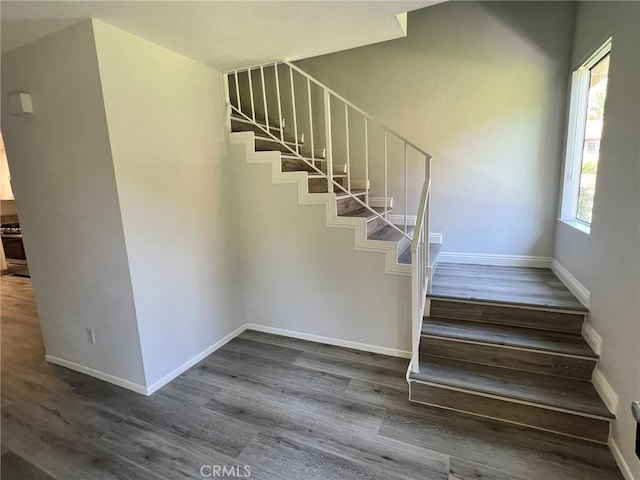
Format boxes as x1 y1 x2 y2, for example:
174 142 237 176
1 21 146 386
295 1 576 258
92 20 245 388
554 2 640 477
229 137 412 355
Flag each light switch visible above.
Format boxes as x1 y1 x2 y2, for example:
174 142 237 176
8 92 34 115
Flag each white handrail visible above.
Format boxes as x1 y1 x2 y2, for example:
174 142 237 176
409 160 432 374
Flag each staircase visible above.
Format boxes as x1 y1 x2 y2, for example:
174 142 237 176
225 61 614 447
408 264 615 444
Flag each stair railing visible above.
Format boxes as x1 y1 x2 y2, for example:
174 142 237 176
225 61 433 374
409 163 432 374
224 60 432 241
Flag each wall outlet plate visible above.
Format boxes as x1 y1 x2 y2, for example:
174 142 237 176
85 328 96 345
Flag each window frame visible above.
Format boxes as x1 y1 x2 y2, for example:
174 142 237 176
559 37 612 234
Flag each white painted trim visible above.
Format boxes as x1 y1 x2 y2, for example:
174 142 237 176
429 233 443 245
409 384 607 445
551 258 591 308
387 214 416 226
45 355 148 395
592 367 619 415
145 324 247 395
245 323 411 359
230 131 411 276
609 437 638 480
582 321 602 356
409 377 613 421
369 196 393 209
438 252 552 268
431 296 588 315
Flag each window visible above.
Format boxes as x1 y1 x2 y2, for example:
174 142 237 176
560 38 611 231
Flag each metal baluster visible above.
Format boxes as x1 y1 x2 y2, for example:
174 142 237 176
248 69 256 122
384 131 388 219
324 90 333 193
234 71 241 113
345 104 351 193
289 66 299 154
404 143 408 234
260 66 269 132
307 78 315 167
364 119 369 206
274 64 284 143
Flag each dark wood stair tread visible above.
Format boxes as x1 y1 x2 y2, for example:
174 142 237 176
399 242 441 266
412 355 613 419
422 317 597 358
369 224 412 242
335 189 366 198
339 207 386 219
430 264 588 312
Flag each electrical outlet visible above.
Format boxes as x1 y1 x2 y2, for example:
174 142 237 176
85 328 96 345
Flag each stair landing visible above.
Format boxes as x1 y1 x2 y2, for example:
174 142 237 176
430 263 586 311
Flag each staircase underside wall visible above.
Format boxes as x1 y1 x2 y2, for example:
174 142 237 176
229 140 412 357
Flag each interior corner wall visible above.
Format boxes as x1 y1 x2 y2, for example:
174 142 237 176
295 1 576 258
91 20 245 388
0 20 146 386
553 2 640 477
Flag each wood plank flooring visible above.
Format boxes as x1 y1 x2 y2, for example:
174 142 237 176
1 276 623 479
431 263 587 311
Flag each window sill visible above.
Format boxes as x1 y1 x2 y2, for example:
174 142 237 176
560 218 591 235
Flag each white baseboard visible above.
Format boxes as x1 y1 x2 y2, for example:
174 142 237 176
438 252 552 268
45 355 148 395
387 214 416 226
369 197 393 209
592 367 619 414
551 259 591 308
582 321 602 356
144 324 248 395
609 437 638 480
245 323 411 359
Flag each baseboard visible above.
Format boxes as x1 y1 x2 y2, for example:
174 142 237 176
551 259 591 308
45 355 148 395
387 214 416 226
245 323 411 359
582 321 602 355
369 197 393 209
437 252 552 268
144 324 248 395
609 437 638 480
592 367 619 414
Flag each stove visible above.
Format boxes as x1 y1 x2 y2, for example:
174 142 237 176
1 223 21 235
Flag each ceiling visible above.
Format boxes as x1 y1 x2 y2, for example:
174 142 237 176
1 1 441 71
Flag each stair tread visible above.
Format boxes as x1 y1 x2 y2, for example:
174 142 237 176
339 207 386 219
335 189 367 198
399 241 441 266
412 355 613 419
282 154 325 163
422 317 597 358
369 224 412 243
231 113 283 130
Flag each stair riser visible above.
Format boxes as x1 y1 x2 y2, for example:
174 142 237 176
420 337 596 380
282 158 319 173
430 299 585 334
308 177 345 193
231 120 296 143
337 196 365 215
255 138 301 154
409 381 610 443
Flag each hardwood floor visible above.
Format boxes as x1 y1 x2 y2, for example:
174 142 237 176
1 276 623 479
431 263 587 310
